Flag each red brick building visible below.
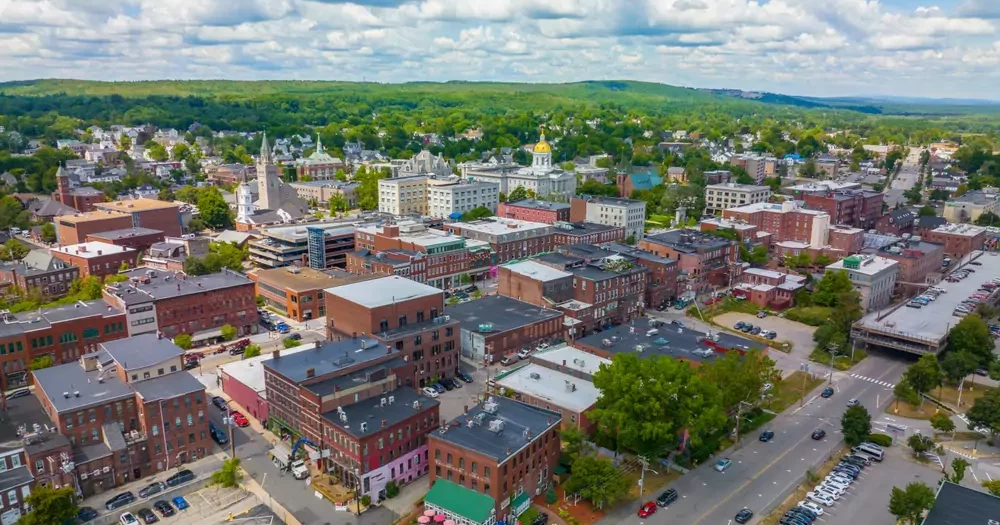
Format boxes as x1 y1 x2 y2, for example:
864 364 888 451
93 199 183 238
263 338 440 502
51 241 137 279
445 295 564 364
921 223 986 258
429 396 561 524
875 209 917 236
497 200 570 224
827 226 865 255
252 266 374 322
738 268 807 310
86 227 166 253
869 237 945 290
444 218 553 265
55 210 133 246
0 250 79 298
802 190 883 229
722 201 830 246
559 243 679 310
638 229 739 293
550 222 625 247
53 167 105 213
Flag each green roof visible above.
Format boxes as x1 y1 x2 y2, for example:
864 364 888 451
425 479 496 524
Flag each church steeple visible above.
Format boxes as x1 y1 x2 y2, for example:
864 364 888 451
315 134 323 153
259 131 272 165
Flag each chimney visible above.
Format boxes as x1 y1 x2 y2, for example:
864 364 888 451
381 419 387 428
273 350 280 359
386 345 391 355
80 354 98 372
506 447 511 455
463 405 468 414
97 250 102 256
306 368 315 378
562 360 566 367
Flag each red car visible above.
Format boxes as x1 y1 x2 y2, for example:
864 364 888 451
637 502 656 518
232 412 249 427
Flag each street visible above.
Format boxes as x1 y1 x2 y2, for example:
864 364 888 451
884 147 922 208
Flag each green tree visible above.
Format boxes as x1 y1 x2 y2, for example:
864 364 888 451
947 457 969 484
841 404 872 447
907 433 935 457
976 212 1000 226
560 425 586 465
902 354 943 409
917 206 936 217
174 334 192 350
211 457 243 488
335 168 348 182
947 314 994 368
329 194 348 214
813 270 854 307
930 412 955 436
0 195 30 231
18 485 77 525
243 345 262 359
171 142 191 161
967 387 1000 437
893 379 920 410
507 185 529 202
940 350 978 385
888 482 935 525
461 206 494 222
700 348 776 414
0 238 29 262
283 338 302 349
147 141 169 161
984 479 1000 497
29 355 54 370
220 324 237 341
563 456 630 508
590 353 726 456
40 222 56 243
799 158 818 178
196 187 234 229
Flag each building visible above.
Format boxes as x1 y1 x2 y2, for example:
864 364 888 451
497 200 570 224
289 180 359 209
801 190 883 229
703 170 734 185
427 180 499 219
398 150 452 178
262 337 441 501
206 163 252 187
574 317 762 364
875 209 916 236
495 355 603 431
587 242 679 310
295 136 346 180
252 266 373 322
55 210 133 245
868 236 944 291
52 167 105 213
787 181 862 196
50 242 137 279
666 166 686 184
92 199 184 238
378 176 430 216
142 236 211 272
550 222 625 247
738 268 806 310
444 219 554 265
102 268 258 343
86 227 165 253
0 396 65 524
461 136 576 198
254 132 309 218
922 482 1000 525
28 198 78 223
569 196 646 241
446 295 564 364
730 154 767 183
248 221 356 269
324 276 461 389
723 201 831 247
32 336 211 494
825 255 899 312
428 396 560 525
615 171 662 198
638 230 739 292
219 344 310 423
814 155 841 177
923 223 986 258
423 479 498 525
0 250 79 298
944 191 998 223
704 183 771 214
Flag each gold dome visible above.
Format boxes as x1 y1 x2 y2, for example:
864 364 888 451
533 133 552 154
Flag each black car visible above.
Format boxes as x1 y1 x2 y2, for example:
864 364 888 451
531 512 548 525
811 429 826 440
153 501 175 518
759 430 775 442
441 380 454 391
138 481 165 498
786 509 815 523
106 491 136 510
7 388 29 399
456 371 474 383
820 387 834 398
285 333 302 341
137 508 159 524
780 515 810 525
165 469 195 488
656 489 678 507
735 507 754 524
209 421 229 445
212 396 228 411
77 507 99 522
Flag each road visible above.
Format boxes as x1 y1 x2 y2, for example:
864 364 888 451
884 147 922 208
604 351 909 525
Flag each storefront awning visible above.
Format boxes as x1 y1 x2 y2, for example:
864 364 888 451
191 327 224 342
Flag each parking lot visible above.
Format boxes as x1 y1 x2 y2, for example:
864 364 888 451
714 312 818 357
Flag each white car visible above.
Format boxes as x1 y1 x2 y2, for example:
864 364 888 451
517 348 531 359
120 513 139 525
421 387 439 398
806 492 835 507
825 475 852 487
815 484 843 499
797 501 825 517
824 477 851 490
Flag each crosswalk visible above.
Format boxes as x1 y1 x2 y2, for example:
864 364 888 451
850 373 895 388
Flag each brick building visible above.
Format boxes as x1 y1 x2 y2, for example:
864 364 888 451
444 219 553 265
827 226 865 255
802 190 883 229
922 223 986 258
262 338 440 502
738 268 806 310
569 196 646 241
248 222 356 270
325 276 461 389
219 345 311 423
560 243 679 310
497 200 570 224
93 199 183 238
722 201 831 247
53 167 105 213
32 336 210 495
638 230 739 292
102 268 258 344
51 242 137 279
868 237 945 291
550 222 625 247
428 396 561 525
86 227 165 253
0 250 79 298
206 164 253 187
55 210 133 245
252 266 373 322
445 295 564 364
875 209 917 237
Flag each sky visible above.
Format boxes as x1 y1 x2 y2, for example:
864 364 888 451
2 0 1000 99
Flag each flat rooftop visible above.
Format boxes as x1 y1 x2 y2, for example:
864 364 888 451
922 482 1000 525
788 181 861 192
8 298 122 329
728 201 827 216
642 229 732 253
932 223 986 237
261 337 393 383
826 255 898 276
220 345 311 396
496 364 600 413
456 218 552 235
505 200 570 211
87 227 164 240
52 241 135 259
356 224 463 248
260 222 356 242
502 260 572 282
33 355 135 413
856 250 1000 342
706 183 769 191
577 318 762 362
744 268 787 280
445 295 562 333
433 396 561 463
53 209 130 224
700 217 757 231
101 334 183 371
531 345 611 377
582 196 644 207
256 265 373 292
106 268 253 306
326 275 442 308
323 388 437 439
94 198 179 212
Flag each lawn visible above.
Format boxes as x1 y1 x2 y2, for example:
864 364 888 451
624 469 680 500
886 399 936 420
809 347 867 370
768 371 825 413
929 383 994 411
783 306 833 327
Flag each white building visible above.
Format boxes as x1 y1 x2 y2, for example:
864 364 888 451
461 135 577 198
704 183 772 214
575 196 647 241
397 150 451 178
427 180 499 219
825 255 899 313
378 175 429 216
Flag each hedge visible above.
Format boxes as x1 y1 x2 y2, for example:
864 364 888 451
867 433 893 447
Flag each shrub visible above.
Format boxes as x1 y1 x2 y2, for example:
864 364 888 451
805 468 820 484
361 495 371 507
868 433 893 447
784 306 833 327
385 480 399 498
545 487 557 504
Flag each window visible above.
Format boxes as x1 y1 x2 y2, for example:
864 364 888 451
34 460 43 473
435 450 441 460
82 327 99 339
187 415 193 427
10 455 19 468
471 462 477 474
91 429 99 442
484 467 490 477
158 368 165 376
7 490 16 506
459 458 464 470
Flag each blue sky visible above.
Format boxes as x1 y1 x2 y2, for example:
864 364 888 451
1 0 1000 99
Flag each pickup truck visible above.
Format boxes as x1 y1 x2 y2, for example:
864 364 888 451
269 444 309 480
225 338 251 355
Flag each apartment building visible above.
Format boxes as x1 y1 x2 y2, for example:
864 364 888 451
944 191 998 223
550 222 625 247
55 210 133 245
638 230 739 292
379 176 430 216
802 189 883 229
102 268 258 343
51 242 137 279
262 338 441 502
723 201 831 247
428 396 561 525
444 219 554 265
729 154 768 184
253 266 373 322
289 180 359 208
93 199 184 237
569 196 646 241
875 209 917 236
248 222 356 269
704 183 771 214
922 223 986 258
427 180 500 219
825 255 899 312
497 200 570 224
0 250 79 298
560 242 679 311
324 276 461 389
868 236 944 291
445 295 564 364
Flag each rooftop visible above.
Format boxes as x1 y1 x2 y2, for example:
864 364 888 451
949 190 996 206
0 395 71 457
53 209 130 224
424 479 495 524
132 371 205 402
577 318 762 362
259 222 357 242
826 255 899 275
531 345 611 377
502 260 572 282
445 295 562 334
304 356 407 398
727 201 827 216
744 268 788 280
101 334 183 371
106 268 253 306
33 357 135 413
915 216 948 230
923 482 1000 525
219 345 312 396
7 298 122 330
433 396 561 463
580 196 645 207
642 229 733 253
550 222 622 235
326 275 442 309
932 223 987 237
0 250 72 277
94 198 179 212
322 387 437 438
52 241 134 259
256 265 373 292
706 183 770 191
87 227 164 241
700 217 758 231
261 337 392 383
455 218 552 236
504 200 570 211
497 363 600 412
788 181 862 193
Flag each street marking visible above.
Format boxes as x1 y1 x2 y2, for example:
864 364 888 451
850 373 896 388
972 469 980 483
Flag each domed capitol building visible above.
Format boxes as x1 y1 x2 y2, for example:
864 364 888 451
459 133 577 198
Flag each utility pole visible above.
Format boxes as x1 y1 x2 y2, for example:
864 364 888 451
637 455 649 500
733 400 754 449
827 344 839 385
799 363 810 407
227 406 236 459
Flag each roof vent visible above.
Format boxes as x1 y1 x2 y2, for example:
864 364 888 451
360 422 368 432
488 419 505 433
62 392 70 399
529 372 541 380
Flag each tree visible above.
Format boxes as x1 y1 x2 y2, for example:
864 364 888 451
211 457 243 488
940 350 978 385
563 456 630 508
507 185 528 202
147 141 169 161
907 433 935 457
917 206 937 217
220 324 237 341
625 234 636 245
976 212 1000 226
984 479 1000 497
799 159 818 178
0 195 30 231
841 405 872 447
40 222 56 243
18 485 77 525
29 355 54 370
196 187 234 229
947 458 969 484
243 345 261 359
888 482 936 525
966 387 1000 437
329 194 348 214
930 412 956 436
335 168 348 182
174 334 192 350
578 179 619 197
171 142 191 161
902 354 943 409
560 425 586 465
947 314 994 368
461 206 494 221
701 348 776 415
283 338 302 349
590 353 726 456
0 239 29 262
813 270 854 307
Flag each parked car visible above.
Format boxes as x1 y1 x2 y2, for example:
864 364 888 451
165 469 195 488
796 501 824 517
138 481 165 499
171 496 190 511
284 333 302 341
735 508 754 524
422 387 439 398
137 508 159 524
152 501 176 518
765 331 777 340
456 371 474 383
440 380 454 392
751 326 762 335
637 501 656 518
431 382 446 394
120 512 139 525
714 458 732 472
106 492 136 511
811 429 826 440
500 356 516 366
759 430 775 442
231 412 249 427
735 321 745 330
209 421 229 445
77 507 100 522
821 387 834 398
517 348 532 359
449 378 463 389
757 311 767 318
670 320 686 328
212 396 228 411
276 323 290 334
531 512 548 525
7 388 29 399
656 489 678 507
805 492 834 506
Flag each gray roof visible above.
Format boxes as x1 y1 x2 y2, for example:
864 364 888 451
323 388 438 438
132 371 205 402
261 337 392 383
505 200 570 211
0 395 67 456
326 276 443 309
577 318 762 362
446 295 562 333
534 252 584 269
0 250 73 277
600 242 675 265
101 334 183 371
0 466 32 490
950 190 995 205
88 227 164 241
102 422 126 451
8 299 121 329
33 359 135 413
642 229 732 253
552 222 621 235
75 442 112 465
107 268 253 306
28 199 78 217
304 357 407 398
923 482 1000 525
432 396 561 462
916 216 947 230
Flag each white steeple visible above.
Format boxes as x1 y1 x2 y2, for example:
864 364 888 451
236 172 253 223
315 134 323 153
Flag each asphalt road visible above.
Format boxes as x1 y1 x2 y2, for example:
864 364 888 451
605 351 909 525
884 149 922 208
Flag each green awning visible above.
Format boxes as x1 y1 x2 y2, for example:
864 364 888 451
425 479 495 524
511 493 530 517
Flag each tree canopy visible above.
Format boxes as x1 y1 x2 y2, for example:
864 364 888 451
563 456 630 508
841 405 872 447
19 485 77 525
947 314 994 368
888 482 935 525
